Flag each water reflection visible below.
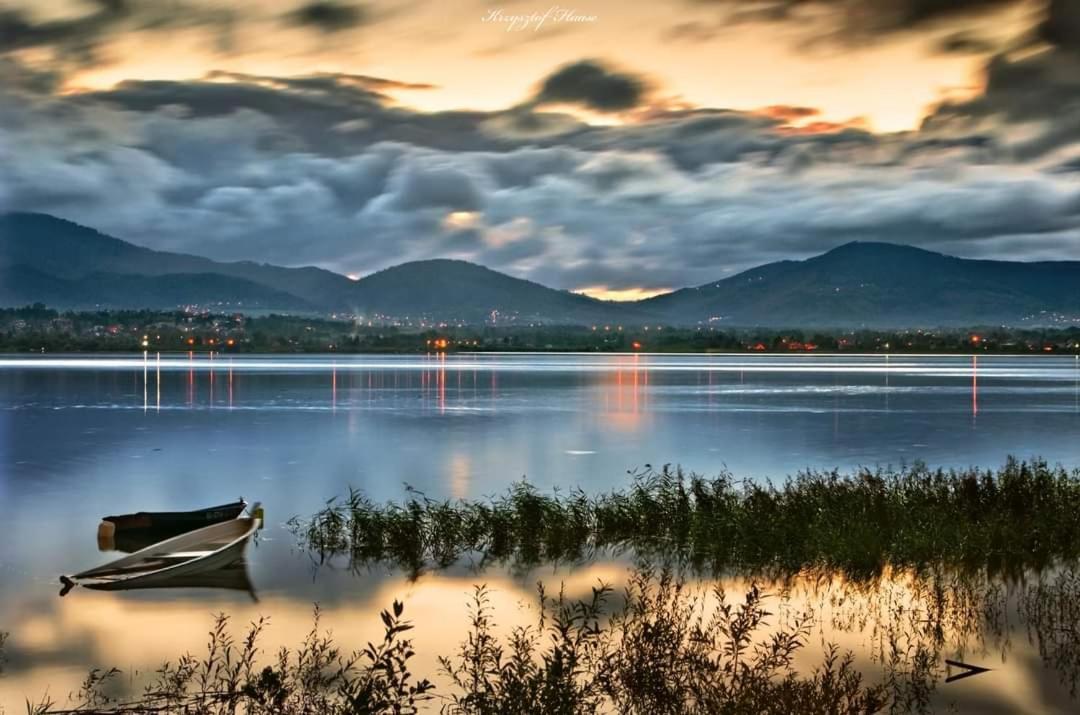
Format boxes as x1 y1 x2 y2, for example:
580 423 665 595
70 559 258 597
5 355 1080 712
7 560 1080 713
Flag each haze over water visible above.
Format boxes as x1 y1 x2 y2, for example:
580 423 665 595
3 352 1080 713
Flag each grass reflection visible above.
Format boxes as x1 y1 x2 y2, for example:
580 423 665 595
31 568 894 715
20 562 1080 713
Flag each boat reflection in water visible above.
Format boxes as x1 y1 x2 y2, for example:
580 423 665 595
61 509 261 601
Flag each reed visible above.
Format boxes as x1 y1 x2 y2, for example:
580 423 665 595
290 457 1080 579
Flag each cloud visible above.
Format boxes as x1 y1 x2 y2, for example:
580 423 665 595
204 69 437 92
0 0 133 59
1037 0 1080 50
534 60 648 112
79 73 506 157
4 15 1080 295
283 1 368 33
662 20 722 43
380 155 488 212
0 0 237 69
687 0 1023 47
6 80 1080 291
0 0 384 76
921 47 1080 160
758 105 821 122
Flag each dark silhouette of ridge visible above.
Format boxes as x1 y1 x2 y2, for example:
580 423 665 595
4 213 1079 326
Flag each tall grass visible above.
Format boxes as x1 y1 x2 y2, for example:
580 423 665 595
31 571 891 715
290 458 1080 579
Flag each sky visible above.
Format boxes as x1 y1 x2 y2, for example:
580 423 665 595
2 0 1080 299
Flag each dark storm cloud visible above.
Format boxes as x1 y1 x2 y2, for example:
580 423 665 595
567 108 880 171
0 0 238 66
0 0 132 60
921 49 1080 159
383 158 488 211
0 56 62 93
687 0 1021 47
534 60 648 112
912 0 1080 160
78 73 513 156
284 1 368 33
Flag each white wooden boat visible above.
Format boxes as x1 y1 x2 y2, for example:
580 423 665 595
60 511 261 595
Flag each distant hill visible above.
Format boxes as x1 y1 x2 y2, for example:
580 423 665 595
0 213 351 311
348 259 652 324
642 242 1080 326
0 213 636 323
0 264 314 312
3 213 1079 326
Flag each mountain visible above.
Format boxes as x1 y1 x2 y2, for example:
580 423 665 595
3 213 1079 326
0 265 314 312
642 242 1080 326
0 213 353 310
0 212 636 323
348 259 652 324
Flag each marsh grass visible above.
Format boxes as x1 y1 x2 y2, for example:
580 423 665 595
31 570 891 715
290 458 1080 579
35 605 433 715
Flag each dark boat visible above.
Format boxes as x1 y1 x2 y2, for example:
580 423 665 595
98 500 248 552
102 500 247 532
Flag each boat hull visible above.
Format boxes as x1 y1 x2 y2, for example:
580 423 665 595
63 515 261 595
82 537 251 590
102 501 246 532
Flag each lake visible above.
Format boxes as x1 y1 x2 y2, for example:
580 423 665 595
2 352 1080 713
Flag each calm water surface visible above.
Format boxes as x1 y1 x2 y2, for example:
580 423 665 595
2 352 1080 712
